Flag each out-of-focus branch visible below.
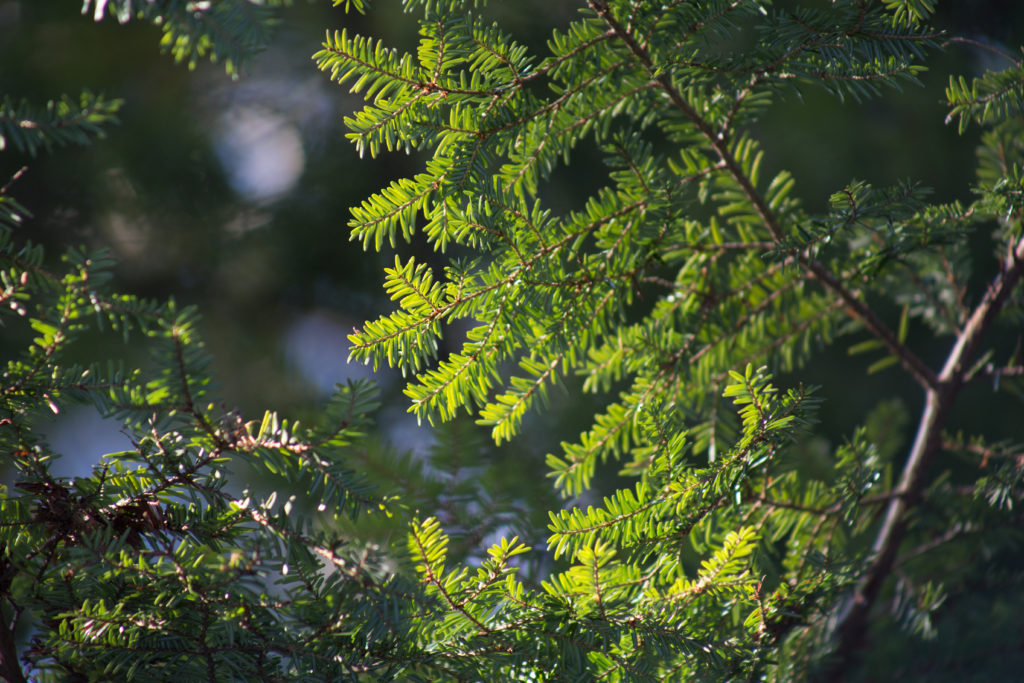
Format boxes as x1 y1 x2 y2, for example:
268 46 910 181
825 235 1024 677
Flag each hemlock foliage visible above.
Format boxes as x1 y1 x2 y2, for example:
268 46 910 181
2 0 1024 680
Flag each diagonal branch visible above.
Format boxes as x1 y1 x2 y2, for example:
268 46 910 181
0 608 27 683
588 0 1024 669
825 234 1024 675
586 0 939 392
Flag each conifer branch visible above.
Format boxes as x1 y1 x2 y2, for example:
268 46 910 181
6 2 1023 679
827 234 1024 673
588 0 940 392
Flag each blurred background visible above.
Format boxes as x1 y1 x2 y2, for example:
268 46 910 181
1 0 1023 550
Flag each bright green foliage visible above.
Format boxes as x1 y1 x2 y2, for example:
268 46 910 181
329 0 942 469
391 371 825 680
946 50 1024 133
328 0 1024 679
882 0 936 28
3 1 1024 681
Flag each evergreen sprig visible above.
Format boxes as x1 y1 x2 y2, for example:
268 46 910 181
330 0 1024 679
3 1 1024 680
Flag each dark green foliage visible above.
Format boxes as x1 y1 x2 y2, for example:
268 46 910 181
0 233 407 679
3 1 1024 681
0 92 122 230
83 0 299 76
0 92 122 158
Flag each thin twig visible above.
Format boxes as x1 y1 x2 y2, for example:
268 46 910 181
897 522 975 567
0 167 28 196
943 36 1023 67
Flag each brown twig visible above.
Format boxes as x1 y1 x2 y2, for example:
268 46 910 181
0 609 28 683
825 234 1024 676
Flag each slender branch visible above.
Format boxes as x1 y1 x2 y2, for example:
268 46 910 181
752 490 902 517
825 234 1024 675
942 438 1024 467
802 259 939 390
943 36 1023 67
0 167 28 196
969 363 1024 384
940 236 1024 385
897 522 976 567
